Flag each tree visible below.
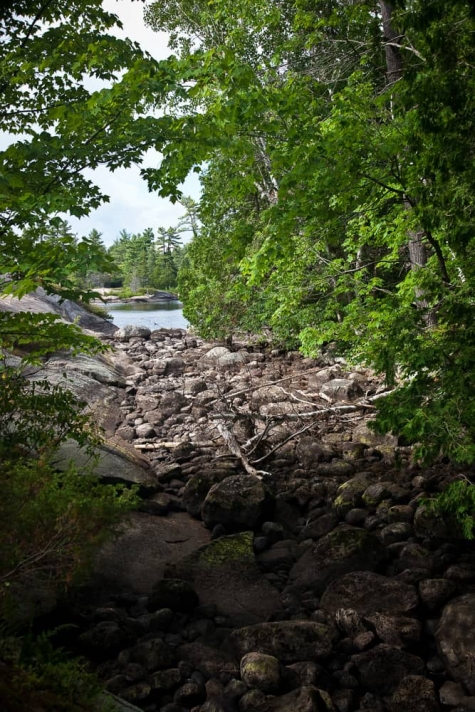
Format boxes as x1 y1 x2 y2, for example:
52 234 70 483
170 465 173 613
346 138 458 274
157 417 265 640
156 226 182 254
177 196 201 239
0 0 173 619
148 1 475 463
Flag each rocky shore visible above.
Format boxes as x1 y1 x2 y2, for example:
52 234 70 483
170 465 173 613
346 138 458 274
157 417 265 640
56 324 475 712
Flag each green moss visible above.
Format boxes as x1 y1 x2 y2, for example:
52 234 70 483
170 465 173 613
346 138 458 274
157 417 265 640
196 532 254 568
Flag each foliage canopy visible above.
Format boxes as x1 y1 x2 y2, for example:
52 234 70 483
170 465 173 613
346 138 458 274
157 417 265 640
143 0 475 464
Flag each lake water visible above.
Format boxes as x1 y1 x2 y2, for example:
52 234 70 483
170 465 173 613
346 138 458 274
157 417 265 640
107 301 189 331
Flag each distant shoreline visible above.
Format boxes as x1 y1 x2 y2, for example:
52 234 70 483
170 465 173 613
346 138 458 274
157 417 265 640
93 290 179 305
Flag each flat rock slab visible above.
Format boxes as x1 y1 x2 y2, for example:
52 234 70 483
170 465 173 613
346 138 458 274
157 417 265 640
320 571 419 617
165 532 283 626
93 513 210 594
54 440 156 487
229 621 338 664
0 287 117 336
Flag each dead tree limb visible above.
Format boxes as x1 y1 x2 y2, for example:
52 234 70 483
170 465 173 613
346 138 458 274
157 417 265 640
216 423 271 480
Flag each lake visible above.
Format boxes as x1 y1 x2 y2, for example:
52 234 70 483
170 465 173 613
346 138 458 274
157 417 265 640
107 301 189 331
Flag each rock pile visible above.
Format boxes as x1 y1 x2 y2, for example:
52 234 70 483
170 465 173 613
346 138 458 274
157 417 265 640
60 327 475 712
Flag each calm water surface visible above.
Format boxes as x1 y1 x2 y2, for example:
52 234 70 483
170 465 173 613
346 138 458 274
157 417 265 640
107 301 189 330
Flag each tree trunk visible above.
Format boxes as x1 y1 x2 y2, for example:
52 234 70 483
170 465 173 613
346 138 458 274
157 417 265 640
380 0 403 85
380 1 434 323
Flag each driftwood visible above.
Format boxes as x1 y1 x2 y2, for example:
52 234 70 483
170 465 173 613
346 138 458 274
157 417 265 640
133 440 215 451
216 423 271 480
210 402 376 422
207 365 337 405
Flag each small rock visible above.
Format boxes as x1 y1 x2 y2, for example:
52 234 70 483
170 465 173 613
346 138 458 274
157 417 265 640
148 579 199 613
135 422 156 438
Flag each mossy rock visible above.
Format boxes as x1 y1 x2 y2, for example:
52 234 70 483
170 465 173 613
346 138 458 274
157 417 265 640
165 533 282 626
167 532 255 576
201 474 273 530
332 476 371 516
183 470 235 519
289 524 386 595
240 652 281 694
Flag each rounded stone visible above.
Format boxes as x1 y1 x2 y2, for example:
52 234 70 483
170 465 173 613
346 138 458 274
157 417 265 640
240 652 281 694
202 474 271 530
114 325 151 341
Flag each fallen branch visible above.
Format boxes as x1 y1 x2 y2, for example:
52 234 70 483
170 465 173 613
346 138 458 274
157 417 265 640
207 365 336 405
210 402 376 422
133 440 215 450
216 423 271 480
251 420 317 465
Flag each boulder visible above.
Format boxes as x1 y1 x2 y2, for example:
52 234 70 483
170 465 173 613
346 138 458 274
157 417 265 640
217 352 249 369
352 644 425 694
364 613 421 648
240 652 281 694
390 676 440 712
0 287 117 336
320 571 418 617
165 532 283 626
319 379 363 401
289 525 386 595
202 475 272 530
114 325 151 341
183 470 234 518
435 593 475 694
332 476 371 517
229 621 338 664
418 579 456 611
54 440 156 487
202 346 231 362
93 512 210 594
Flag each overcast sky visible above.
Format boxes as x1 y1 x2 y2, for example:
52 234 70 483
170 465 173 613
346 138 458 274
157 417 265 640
67 0 200 247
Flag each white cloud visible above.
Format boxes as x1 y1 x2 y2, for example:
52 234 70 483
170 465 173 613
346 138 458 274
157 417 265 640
67 0 201 247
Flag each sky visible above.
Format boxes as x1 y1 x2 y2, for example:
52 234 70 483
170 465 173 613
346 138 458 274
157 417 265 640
66 0 201 247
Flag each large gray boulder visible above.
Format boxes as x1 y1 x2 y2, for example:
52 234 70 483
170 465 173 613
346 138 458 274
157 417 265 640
289 525 386 595
54 440 156 487
0 287 117 336
114 325 151 341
